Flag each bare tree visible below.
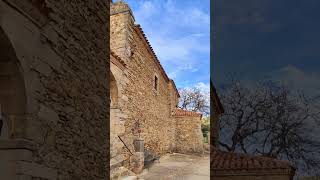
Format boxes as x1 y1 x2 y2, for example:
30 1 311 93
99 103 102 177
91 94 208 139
218 78 320 176
178 87 209 115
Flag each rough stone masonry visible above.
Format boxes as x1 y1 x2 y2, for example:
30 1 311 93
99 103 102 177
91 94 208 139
0 0 204 179
110 0 205 177
0 0 108 179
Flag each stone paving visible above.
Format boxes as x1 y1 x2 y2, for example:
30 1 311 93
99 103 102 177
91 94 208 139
138 153 209 180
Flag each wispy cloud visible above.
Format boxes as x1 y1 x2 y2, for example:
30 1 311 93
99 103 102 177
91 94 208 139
184 82 210 107
215 0 283 33
149 34 209 62
126 0 210 87
267 65 320 97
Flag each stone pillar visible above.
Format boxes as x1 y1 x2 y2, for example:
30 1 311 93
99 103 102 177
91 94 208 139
133 137 144 152
110 1 135 64
130 152 144 174
130 138 144 174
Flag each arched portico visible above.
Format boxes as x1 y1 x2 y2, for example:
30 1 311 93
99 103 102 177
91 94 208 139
110 70 123 158
0 27 27 139
110 71 119 108
110 54 129 174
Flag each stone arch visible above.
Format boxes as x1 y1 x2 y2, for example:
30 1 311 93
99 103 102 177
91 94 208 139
0 27 27 139
110 68 127 159
110 71 119 108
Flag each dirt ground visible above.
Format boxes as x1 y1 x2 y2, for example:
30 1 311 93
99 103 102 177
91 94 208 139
138 153 210 180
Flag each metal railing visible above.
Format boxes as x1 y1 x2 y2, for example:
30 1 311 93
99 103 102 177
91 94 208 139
118 135 133 156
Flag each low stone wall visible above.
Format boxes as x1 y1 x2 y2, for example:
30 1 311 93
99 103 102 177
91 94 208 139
0 0 109 179
174 116 204 154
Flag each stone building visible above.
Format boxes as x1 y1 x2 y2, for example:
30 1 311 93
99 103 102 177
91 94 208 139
211 149 296 180
210 82 296 180
211 81 224 147
110 0 204 178
0 0 108 179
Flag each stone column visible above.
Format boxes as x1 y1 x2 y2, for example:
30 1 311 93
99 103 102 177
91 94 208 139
133 137 144 152
130 138 144 174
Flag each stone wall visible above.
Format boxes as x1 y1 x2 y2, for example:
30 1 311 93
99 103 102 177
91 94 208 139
110 2 134 64
111 1 178 156
110 1 204 159
110 53 129 167
174 115 204 154
123 24 176 155
212 175 292 180
0 0 108 179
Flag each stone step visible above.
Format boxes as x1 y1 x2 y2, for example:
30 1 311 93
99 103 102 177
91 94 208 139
110 154 127 169
120 176 137 180
110 166 136 180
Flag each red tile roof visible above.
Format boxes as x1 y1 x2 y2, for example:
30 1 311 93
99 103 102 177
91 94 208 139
211 148 296 176
172 108 202 117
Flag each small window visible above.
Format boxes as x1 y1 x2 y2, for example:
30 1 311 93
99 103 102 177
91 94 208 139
154 75 158 91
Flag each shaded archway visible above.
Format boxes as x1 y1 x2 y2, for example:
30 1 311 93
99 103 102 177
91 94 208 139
110 70 127 160
0 27 26 139
110 71 118 108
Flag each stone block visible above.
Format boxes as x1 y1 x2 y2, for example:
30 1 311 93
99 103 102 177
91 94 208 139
0 149 33 161
0 139 35 151
38 105 59 125
15 161 57 180
15 175 32 180
129 152 144 174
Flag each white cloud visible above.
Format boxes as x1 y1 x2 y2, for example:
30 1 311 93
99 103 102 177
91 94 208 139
268 65 320 97
196 82 210 104
163 0 210 27
149 34 209 62
134 1 158 22
168 71 177 79
195 82 210 94
128 0 210 86
183 82 210 105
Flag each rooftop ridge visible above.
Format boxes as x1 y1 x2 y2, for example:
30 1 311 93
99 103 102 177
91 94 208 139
170 79 180 98
172 108 202 117
211 148 296 173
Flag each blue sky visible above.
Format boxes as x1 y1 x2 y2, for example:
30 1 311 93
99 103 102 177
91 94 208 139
125 0 210 93
212 1 320 175
212 0 320 99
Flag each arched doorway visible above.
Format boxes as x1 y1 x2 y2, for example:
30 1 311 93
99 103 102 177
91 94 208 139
110 71 118 108
0 27 26 139
110 71 121 159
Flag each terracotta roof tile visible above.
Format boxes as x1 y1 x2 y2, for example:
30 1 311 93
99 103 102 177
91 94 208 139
172 108 202 117
211 148 296 175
